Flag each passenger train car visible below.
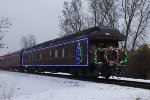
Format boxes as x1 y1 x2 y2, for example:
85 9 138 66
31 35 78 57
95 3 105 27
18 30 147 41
0 56 3 68
2 51 22 70
1 27 127 79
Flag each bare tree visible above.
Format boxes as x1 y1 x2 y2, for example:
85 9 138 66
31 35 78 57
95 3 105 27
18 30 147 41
0 16 11 48
88 0 99 27
59 0 86 36
121 0 150 50
121 0 140 49
131 0 150 51
87 0 119 27
20 34 36 49
59 0 119 36
59 0 150 50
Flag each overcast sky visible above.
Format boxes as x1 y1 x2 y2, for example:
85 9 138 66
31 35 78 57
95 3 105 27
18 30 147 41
0 0 150 56
0 0 72 56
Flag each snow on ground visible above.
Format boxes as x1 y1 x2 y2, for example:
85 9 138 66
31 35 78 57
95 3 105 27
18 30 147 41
0 70 150 100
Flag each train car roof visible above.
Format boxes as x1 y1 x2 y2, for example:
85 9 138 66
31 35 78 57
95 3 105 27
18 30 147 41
25 26 125 50
3 50 21 57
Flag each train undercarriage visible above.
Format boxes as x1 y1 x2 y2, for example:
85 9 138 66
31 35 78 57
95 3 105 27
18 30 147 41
20 63 123 79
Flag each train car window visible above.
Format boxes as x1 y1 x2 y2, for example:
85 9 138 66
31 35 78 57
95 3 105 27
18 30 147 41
26 55 28 60
45 51 48 58
55 50 58 58
31 54 33 60
36 52 39 59
58 49 62 57
42 52 45 58
90 40 105 49
50 50 54 58
34 53 36 59
30 54 32 60
29 54 31 60
28 54 31 60
106 41 118 48
49 50 51 58
32 54 34 60
38 53 40 59
62 49 64 57
40 53 42 59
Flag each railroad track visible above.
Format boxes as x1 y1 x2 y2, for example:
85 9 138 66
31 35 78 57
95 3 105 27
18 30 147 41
38 72 150 90
1 70 150 90
106 79 150 90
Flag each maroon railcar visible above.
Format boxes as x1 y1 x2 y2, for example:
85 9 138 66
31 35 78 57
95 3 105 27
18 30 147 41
23 38 88 66
22 26 126 78
0 56 3 68
2 51 21 70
